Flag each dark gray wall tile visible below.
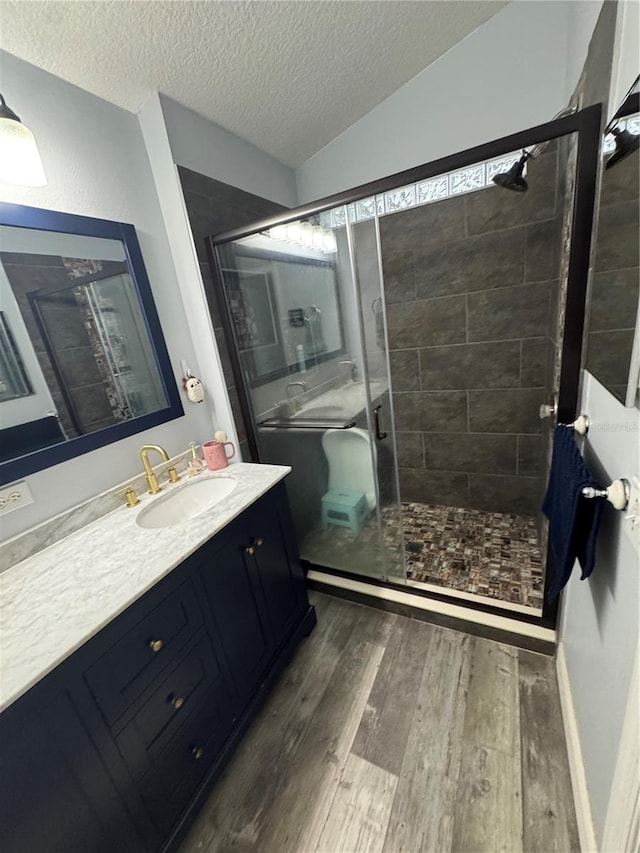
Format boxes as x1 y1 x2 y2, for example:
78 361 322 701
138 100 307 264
587 330 635 389
389 349 420 391
386 296 466 349
423 433 517 475
594 200 639 272
419 341 521 390
379 195 465 253
599 147 639 207
55 347 104 389
395 432 424 468
414 227 526 299
469 388 543 434
399 468 469 506
383 267 416 304
73 383 115 426
467 282 551 342
468 474 542 515
588 268 639 332
518 435 544 477
393 391 468 432
464 150 558 236
525 219 560 282
521 338 548 387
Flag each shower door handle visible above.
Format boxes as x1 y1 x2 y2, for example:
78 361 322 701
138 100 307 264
373 405 387 441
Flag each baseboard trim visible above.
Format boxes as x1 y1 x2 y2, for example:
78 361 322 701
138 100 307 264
307 570 556 653
556 642 597 853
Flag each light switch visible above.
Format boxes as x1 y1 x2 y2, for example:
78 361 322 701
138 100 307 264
0 481 34 517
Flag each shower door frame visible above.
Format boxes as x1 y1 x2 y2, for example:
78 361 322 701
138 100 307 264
207 103 602 631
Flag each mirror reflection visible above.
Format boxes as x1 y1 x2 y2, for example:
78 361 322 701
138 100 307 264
219 231 344 386
0 225 169 463
586 96 639 406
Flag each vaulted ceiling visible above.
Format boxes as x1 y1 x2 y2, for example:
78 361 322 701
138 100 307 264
0 1 507 166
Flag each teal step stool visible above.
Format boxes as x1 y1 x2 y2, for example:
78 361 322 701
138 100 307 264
321 489 369 534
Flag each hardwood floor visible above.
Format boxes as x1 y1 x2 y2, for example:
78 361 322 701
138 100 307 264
180 592 579 853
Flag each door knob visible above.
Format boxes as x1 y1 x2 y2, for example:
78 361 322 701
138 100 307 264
539 400 557 419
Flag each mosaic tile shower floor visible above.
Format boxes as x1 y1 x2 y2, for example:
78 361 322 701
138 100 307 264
300 502 544 610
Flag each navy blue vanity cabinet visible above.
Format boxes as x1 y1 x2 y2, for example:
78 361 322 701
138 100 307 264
244 482 308 650
0 681 146 853
0 479 316 853
197 517 273 707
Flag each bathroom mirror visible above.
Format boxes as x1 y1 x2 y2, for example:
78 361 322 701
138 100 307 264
586 82 640 406
0 203 183 484
219 236 345 386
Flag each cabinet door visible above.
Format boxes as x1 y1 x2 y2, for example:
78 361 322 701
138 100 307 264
246 483 308 650
198 526 272 706
0 689 145 853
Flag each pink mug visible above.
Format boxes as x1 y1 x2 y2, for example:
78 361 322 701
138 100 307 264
203 439 236 471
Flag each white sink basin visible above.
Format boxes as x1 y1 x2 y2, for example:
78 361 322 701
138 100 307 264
136 477 237 529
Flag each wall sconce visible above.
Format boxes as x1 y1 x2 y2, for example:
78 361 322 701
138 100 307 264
0 93 47 187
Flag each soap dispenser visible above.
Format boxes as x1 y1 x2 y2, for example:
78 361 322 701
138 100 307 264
187 442 205 476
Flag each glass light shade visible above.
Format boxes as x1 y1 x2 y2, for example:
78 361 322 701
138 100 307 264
312 225 325 250
286 222 302 244
269 224 287 241
0 118 47 186
322 230 337 254
299 221 313 248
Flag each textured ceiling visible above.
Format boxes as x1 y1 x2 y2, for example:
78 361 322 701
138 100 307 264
0 0 507 166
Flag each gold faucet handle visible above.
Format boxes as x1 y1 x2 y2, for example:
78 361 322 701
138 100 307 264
167 466 180 483
115 486 140 507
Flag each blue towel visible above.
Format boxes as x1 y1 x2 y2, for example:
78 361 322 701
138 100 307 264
542 426 604 602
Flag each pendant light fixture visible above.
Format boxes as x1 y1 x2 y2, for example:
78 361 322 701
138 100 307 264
0 93 47 187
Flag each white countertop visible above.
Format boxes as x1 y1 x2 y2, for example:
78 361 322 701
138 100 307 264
0 463 290 713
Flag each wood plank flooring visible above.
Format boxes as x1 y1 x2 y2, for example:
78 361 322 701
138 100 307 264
180 593 579 853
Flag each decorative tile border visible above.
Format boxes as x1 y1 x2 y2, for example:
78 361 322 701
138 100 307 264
318 114 638 229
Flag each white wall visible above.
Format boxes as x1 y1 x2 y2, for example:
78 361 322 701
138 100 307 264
0 50 214 539
160 94 297 209
559 373 640 845
557 7 640 847
295 1 603 203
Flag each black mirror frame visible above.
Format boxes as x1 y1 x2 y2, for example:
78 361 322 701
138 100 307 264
0 202 184 485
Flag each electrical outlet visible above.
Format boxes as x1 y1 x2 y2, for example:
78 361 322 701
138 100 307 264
623 476 640 554
0 481 34 517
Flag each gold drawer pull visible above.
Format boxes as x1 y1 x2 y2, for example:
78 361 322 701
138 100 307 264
191 745 205 760
245 545 256 555
169 695 184 710
149 639 163 653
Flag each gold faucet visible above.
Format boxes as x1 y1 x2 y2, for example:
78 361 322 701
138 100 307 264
140 445 170 494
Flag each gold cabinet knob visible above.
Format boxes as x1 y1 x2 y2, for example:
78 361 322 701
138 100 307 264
149 639 163 653
191 746 205 760
245 545 256 555
169 695 184 710
255 538 264 547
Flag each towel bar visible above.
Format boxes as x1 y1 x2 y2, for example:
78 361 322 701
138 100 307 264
559 414 590 435
582 478 630 510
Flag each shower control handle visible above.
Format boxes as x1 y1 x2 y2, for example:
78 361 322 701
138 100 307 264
373 405 387 441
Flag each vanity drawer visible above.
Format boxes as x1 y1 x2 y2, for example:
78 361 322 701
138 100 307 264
85 579 203 726
139 688 231 835
115 632 223 780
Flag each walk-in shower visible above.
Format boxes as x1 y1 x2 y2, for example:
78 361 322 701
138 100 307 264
208 105 601 626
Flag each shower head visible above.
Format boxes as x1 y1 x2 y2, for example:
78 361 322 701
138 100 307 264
605 125 639 169
492 153 529 192
492 105 578 192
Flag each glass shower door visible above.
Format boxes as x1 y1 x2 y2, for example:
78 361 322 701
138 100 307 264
213 206 405 583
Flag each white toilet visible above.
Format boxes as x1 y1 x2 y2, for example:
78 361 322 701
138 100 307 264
321 428 377 512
